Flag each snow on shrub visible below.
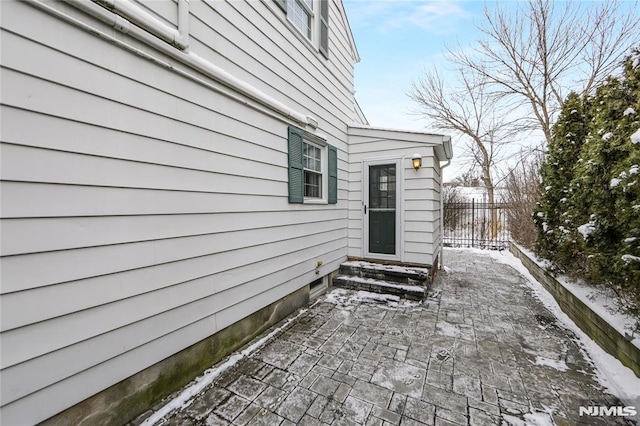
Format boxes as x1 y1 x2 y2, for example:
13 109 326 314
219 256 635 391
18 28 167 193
535 50 640 307
578 221 595 240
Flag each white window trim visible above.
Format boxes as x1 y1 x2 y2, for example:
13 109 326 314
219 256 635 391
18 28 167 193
267 0 320 55
288 0 315 41
302 133 328 204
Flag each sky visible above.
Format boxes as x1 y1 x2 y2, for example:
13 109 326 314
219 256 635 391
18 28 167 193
344 1 483 131
342 1 638 182
343 0 503 180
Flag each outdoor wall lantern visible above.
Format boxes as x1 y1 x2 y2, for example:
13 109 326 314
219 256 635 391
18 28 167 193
411 153 422 170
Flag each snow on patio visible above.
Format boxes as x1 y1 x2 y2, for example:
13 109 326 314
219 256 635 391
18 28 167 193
451 247 640 420
137 248 639 426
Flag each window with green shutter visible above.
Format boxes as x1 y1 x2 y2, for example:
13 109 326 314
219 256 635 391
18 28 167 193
287 127 337 204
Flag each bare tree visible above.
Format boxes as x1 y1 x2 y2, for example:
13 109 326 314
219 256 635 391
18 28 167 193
502 147 545 250
453 167 479 187
448 0 639 144
410 67 525 237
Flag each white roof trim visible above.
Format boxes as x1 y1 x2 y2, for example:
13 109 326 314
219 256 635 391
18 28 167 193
348 125 453 161
336 1 360 63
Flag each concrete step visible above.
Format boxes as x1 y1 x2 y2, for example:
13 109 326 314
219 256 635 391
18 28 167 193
339 261 430 286
332 275 425 300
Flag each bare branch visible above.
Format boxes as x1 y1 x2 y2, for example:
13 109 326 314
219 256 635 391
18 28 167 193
447 0 639 145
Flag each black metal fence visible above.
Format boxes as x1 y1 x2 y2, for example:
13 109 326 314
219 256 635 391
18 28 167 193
443 201 510 249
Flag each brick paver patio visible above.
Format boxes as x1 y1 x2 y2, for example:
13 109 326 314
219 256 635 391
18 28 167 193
137 249 635 425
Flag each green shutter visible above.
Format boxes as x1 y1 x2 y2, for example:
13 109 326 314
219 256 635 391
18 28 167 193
319 0 329 59
328 144 337 204
274 0 287 13
288 127 304 203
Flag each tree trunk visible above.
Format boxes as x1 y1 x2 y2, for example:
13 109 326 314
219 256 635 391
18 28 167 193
481 163 498 239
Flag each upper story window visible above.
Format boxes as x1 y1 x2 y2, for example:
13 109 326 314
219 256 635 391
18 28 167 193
274 0 329 59
287 0 312 39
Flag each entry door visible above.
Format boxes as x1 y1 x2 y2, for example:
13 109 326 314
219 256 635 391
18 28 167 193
367 164 397 255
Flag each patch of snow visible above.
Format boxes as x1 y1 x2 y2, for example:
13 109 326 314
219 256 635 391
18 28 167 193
324 288 351 305
341 260 429 275
337 275 425 293
485 248 640 410
623 107 636 116
443 265 452 274
602 132 614 141
325 288 420 309
610 178 621 188
631 128 640 144
578 222 595 239
141 308 308 425
624 237 638 243
536 212 544 218
354 291 400 304
570 109 578 114
544 185 552 191
630 166 639 175
621 254 640 263
436 321 464 339
534 356 568 372
502 411 555 426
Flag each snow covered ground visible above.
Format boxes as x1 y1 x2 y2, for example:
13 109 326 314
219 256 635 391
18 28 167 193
512 246 640 347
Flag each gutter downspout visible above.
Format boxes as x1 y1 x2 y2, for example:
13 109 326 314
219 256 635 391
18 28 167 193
439 137 452 271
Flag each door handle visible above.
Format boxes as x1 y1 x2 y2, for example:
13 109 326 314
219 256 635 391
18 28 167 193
364 205 367 214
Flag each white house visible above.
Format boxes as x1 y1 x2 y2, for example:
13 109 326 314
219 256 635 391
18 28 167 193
0 0 452 424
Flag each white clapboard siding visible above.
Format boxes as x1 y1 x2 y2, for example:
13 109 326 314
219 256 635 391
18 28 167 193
0 0 355 423
1 220 346 303
1 237 346 406
2 144 286 194
1 229 345 368
1 209 346 255
188 0 355 141
133 0 179 27
1 252 349 425
1 106 286 172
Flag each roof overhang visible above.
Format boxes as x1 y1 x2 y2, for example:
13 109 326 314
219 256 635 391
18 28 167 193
348 125 454 161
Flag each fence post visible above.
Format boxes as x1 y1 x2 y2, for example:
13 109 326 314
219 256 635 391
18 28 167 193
471 199 475 248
